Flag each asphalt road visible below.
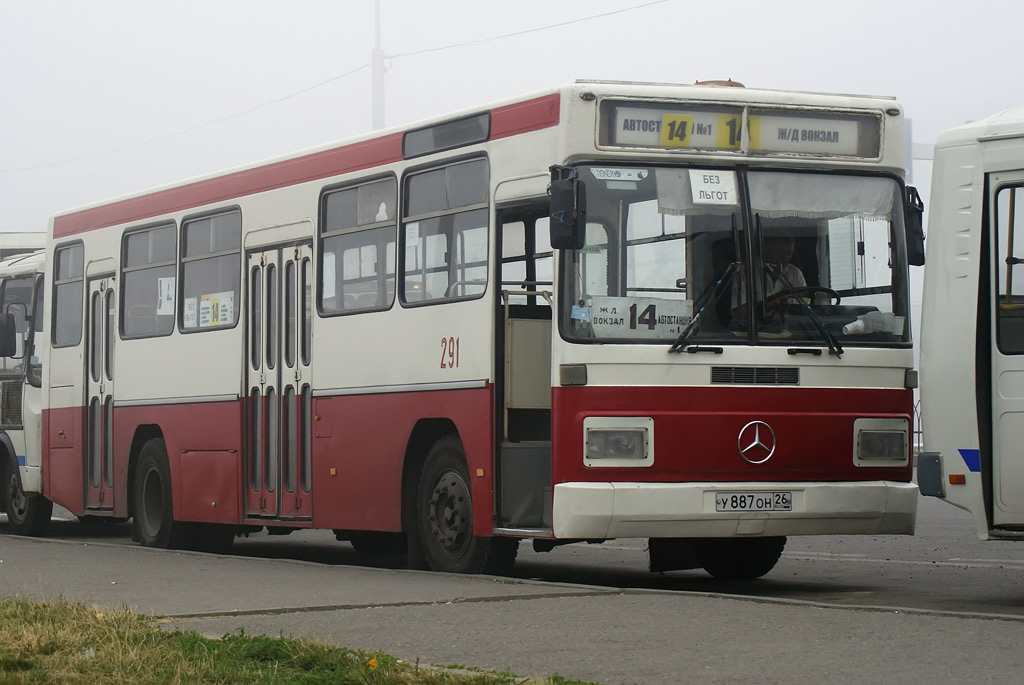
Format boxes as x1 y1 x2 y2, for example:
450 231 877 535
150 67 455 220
5 492 1024 682
33 492 1023 618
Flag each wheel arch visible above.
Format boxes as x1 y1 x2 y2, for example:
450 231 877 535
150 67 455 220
400 418 459 534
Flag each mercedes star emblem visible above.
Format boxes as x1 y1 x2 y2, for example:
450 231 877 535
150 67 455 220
738 420 776 464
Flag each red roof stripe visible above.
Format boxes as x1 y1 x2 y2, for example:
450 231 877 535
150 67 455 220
52 93 562 238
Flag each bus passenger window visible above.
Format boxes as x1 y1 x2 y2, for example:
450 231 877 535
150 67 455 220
53 243 85 348
402 159 489 305
319 177 397 315
180 210 241 331
121 223 176 338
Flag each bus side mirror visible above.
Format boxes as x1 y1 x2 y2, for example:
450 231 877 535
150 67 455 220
0 312 16 358
549 167 586 250
905 185 925 266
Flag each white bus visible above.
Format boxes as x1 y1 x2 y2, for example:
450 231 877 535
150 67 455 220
919 107 1024 539
5 80 924 579
0 232 44 261
0 250 47 533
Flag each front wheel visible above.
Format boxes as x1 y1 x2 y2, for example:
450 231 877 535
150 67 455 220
695 537 787 580
131 438 188 549
410 434 518 574
4 460 52 536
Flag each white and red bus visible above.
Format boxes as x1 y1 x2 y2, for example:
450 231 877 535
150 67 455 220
918 108 1024 539
4 80 924 579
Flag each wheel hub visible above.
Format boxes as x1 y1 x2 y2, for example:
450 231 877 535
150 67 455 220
7 470 27 521
428 470 471 555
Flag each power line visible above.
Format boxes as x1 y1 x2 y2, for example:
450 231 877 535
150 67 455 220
0 63 371 174
390 0 671 59
1 1 672 174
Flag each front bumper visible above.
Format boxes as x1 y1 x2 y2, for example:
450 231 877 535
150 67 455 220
551 480 918 539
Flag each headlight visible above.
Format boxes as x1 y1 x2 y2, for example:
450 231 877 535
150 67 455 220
858 431 907 461
583 417 654 467
853 418 909 466
586 429 647 459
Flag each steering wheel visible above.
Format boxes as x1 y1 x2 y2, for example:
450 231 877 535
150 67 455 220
766 286 841 307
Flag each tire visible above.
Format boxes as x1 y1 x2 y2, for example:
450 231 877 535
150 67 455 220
131 438 188 549
4 460 52 536
411 434 519 574
696 536 787 580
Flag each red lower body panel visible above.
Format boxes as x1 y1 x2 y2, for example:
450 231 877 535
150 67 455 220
551 386 913 484
41 386 495 535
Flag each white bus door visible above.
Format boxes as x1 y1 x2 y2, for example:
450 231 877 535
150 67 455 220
991 171 1024 526
85 276 115 511
245 243 313 520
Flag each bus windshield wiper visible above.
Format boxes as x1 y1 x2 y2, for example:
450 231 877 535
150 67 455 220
766 265 844 358
669 262 739 354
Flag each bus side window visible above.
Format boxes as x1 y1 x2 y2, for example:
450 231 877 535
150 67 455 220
180 210 241 331
319 177 397 315
122 223 176 337
996 184 1024 354
402 159 489 304
52 243 84 348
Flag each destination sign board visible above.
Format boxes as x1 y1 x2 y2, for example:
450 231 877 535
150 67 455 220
603 102 880 158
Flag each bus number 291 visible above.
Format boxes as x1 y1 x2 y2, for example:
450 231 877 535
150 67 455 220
440 336 459 369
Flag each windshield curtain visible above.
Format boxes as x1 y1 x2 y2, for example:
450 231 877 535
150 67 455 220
559 165 911 347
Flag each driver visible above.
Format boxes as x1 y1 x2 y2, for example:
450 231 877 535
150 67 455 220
762 234 806 298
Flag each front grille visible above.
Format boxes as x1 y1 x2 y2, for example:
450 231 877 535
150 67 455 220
711 366 799 385
1 379 23 427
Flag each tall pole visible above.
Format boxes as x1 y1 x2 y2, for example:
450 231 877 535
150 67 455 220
371 0 385 130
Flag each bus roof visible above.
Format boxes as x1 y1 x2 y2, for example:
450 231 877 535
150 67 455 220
935 107 1024 149
50 80 906 238
0 248 44 276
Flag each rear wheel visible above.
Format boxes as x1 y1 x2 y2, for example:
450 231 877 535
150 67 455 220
4 460 52 536
411 434 518 574
696 537 787 580
132 438 188 549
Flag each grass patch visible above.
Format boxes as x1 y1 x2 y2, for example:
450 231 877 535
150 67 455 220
0 597 597 684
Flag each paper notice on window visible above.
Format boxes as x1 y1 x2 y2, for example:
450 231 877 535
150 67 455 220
323 252 336 298
157 277 175 316
199 291 234 328
183 297 198 328
688 169 738 206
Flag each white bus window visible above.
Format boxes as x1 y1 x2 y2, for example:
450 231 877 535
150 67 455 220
180 211 241 331
53 243 84 348
747 171 908 345
402 159 489 305
320 178 397 314
996 185 1024 354
500 214 553 306
122 223 176 338
0 275 33 373
626 199 687 302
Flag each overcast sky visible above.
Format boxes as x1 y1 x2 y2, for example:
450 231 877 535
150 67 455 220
1 0 1021 233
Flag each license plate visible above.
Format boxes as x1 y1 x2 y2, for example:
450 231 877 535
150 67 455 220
715 491 792 512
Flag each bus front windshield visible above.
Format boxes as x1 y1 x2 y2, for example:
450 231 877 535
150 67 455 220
559 165 911 348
